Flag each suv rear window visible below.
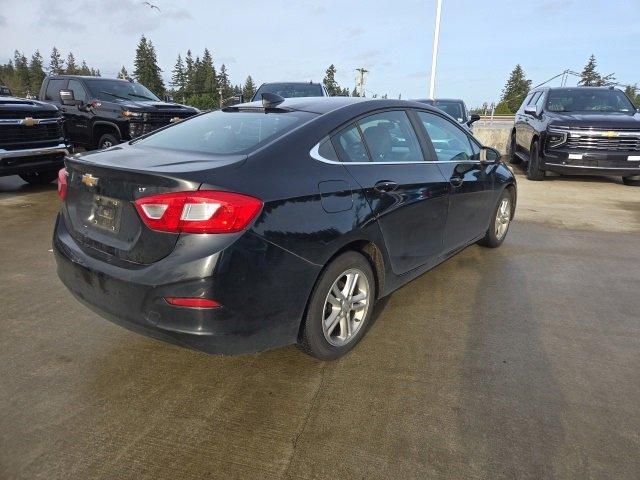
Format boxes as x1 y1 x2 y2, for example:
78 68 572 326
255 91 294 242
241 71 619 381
252 83 324 101
135 109 315 154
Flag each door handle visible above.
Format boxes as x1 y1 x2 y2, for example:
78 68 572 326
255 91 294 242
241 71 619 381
449 176 464 188
373 181 398 193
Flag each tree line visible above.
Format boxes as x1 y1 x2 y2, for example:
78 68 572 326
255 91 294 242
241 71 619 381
0 48 100 97
490 55 640 115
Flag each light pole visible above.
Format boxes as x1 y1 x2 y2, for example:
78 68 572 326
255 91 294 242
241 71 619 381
428 0 442 99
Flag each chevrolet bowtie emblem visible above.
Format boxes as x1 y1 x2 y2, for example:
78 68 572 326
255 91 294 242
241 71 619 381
81 173 99 187
170 117 181 123
22 117 39 127
603 131 619 138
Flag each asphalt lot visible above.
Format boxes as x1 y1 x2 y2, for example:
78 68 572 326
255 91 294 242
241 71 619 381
1 170 639 479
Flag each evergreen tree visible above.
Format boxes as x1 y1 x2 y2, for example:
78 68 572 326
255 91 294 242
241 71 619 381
242 75 256 101
91 68 101 77
218 64 233 102
578 55 615 86
79 60 91 75
13 51 30 96
625 84 639 107
184 49 195 96
65 52 78 75
118 66 129 79
48 47 64 75
201 48 217 95
133 36 165 96
28 50 45 93
323 64 340 96
170 54 185 99
192 55 204 94
351 86 360 97
499 64 531 113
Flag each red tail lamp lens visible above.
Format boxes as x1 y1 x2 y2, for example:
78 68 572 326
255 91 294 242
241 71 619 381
57 168 68 200
134 190 263 234
164 297 220 308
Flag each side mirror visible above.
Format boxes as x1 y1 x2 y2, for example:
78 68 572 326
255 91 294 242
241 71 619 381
59 89 81 107
480 146 501 163
467 113 481 126
524 105 540 117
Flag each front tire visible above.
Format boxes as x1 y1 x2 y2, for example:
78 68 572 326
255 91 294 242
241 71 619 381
622 176 640 186
97 132 119 149
19 170 58 185
478 189 513 248
526 141 545 181
298 251 375 360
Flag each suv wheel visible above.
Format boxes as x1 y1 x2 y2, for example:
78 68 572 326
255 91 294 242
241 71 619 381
526 141 545 181
508 132 521 164
478 188 513 248
19 170 58 185
98 133 119 149
622 176 640 186
298 251 375 360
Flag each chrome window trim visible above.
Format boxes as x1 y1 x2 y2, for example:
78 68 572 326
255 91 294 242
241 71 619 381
310 142 481 165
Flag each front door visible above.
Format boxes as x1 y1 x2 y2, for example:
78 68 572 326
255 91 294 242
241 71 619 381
65 79 92 146
333 110 450 275
415 110 495 251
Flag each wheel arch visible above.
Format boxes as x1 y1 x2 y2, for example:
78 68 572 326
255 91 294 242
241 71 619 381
92 121 122 147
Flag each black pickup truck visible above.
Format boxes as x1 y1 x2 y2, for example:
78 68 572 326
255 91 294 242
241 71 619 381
0 96 69 184
509 86 640 185
39 75 199 150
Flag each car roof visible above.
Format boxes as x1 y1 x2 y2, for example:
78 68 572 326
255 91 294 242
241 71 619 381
415 98 465 103
46 75 129 82
234 97 443 115
258 81 322 85
533 86 620 92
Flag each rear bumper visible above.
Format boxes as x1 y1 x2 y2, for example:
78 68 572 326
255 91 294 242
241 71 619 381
542 149 640 176
53 214 320 355
0 143 69 175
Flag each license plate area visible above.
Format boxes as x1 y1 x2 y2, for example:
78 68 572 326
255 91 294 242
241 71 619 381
89 195 122 233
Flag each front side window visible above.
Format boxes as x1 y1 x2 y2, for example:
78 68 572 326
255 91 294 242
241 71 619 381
136 110 314 155
333 125 369 163
546 88 635 113
417 111 474 161
357 110 423 163
68 80 87 102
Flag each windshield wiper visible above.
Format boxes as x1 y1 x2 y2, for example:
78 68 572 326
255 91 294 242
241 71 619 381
98 91 130 101
128 93 156 101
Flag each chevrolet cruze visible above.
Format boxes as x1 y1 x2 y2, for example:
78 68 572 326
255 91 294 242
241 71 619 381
54 95 516 360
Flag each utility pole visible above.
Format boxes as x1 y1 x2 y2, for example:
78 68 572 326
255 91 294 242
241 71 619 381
428 0 443 99
355 68 368 97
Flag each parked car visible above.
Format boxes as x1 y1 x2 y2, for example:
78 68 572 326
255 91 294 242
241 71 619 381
0 95 69 184
509 86 640 185
251 81 328 101
415 98 480 131
39 75 199 150
1 86 12 96
53 95 516 360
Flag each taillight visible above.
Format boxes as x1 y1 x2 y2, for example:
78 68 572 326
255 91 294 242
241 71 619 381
134 190 263 234
57 168 68 200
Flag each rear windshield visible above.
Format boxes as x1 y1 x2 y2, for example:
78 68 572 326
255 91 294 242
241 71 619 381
546 89 635 113
135 109 315 154
432 101 466 122
252 83 324 101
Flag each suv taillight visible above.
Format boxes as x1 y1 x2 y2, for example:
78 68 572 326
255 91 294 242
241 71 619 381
57 168 68 200
134 190 263 234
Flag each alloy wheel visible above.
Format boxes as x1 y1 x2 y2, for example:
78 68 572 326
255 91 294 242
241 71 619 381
322 268 370 347
495 198 511 240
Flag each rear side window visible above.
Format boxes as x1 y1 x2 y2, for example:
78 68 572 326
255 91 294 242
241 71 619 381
45 79 67 101
136 110 314 155
417 111 474 161
357 110 423 163
334 125 369 163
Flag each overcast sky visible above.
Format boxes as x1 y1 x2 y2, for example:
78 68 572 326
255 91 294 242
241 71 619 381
1 0 638 106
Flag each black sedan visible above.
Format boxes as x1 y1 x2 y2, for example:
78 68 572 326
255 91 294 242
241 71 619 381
54 96 516 360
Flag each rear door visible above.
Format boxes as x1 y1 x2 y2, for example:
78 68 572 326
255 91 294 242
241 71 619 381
334 109 450 275
415 110 495 252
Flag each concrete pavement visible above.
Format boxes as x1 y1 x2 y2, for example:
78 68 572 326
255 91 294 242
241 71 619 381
1 171 639 479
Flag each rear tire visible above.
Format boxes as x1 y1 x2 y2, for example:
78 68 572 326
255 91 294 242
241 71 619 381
97 132 119 149
19 170 58 185
526 141 545 181
622 176 640 186
298 251 376 360
508 132 521 164
478 188 513 248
